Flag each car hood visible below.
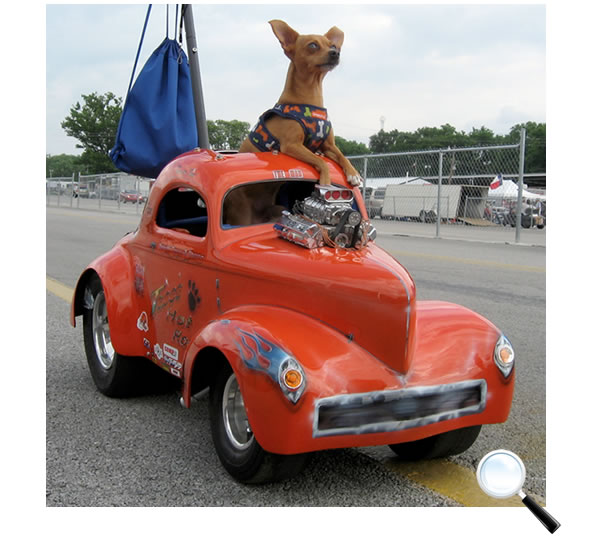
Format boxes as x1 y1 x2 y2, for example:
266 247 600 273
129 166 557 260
215 231 416 374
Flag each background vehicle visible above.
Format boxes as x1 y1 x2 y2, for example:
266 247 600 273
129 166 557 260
119 190 143 203
73 185 89 198
365 187 385 218
381 182 488 223
507 206 545 229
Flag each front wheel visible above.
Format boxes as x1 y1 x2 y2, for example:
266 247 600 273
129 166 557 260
209 364 308 484
388 425 482 461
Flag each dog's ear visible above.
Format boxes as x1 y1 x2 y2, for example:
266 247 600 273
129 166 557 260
269 20 299 58
325 26 344 50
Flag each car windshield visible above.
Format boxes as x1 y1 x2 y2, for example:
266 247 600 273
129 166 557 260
222 180 317 227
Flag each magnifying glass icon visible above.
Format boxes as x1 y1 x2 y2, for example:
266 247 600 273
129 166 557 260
477 450 560 533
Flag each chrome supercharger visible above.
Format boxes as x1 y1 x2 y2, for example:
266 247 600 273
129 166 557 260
274 186 376 249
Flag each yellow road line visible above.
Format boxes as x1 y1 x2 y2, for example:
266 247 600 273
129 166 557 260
46 274 542 507
389 249 545 273
383 458 525 507
46 276 74 303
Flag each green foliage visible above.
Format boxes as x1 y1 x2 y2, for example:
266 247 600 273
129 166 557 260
335 136 370 156
61 91 123 174
369 124 492 153
208 119 250 150
367 122 545 173
46 154 86 178
507 122 546 173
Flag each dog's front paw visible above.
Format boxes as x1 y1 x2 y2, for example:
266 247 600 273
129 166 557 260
346 172 363 187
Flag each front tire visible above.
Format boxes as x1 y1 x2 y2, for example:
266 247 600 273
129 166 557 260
82 276 141 397
388 425 482 461
209 363 308 484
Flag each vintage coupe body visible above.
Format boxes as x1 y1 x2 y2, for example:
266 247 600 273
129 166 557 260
71 149 515 483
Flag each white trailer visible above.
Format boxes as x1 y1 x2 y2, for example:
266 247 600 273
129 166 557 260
381 183 488 223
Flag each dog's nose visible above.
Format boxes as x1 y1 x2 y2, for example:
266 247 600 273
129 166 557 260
328 48 340 62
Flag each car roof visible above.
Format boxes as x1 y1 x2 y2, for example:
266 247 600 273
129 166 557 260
148 149 349 206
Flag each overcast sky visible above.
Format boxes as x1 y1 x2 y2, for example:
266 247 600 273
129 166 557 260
46 2 546 156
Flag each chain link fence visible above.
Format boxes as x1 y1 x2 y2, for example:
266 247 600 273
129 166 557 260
46 172 153 215
349 131 546 242
47 131 545 243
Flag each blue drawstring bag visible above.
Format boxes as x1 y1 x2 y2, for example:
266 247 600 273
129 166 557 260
110 5 198 178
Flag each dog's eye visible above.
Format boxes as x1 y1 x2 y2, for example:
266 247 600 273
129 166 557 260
308 42 319 51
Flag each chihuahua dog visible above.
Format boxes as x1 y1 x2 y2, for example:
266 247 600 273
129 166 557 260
225 20 362 226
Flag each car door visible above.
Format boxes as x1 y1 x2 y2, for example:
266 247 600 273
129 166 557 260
131 185 214 378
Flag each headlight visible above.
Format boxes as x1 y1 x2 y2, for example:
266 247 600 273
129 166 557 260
494 334 515 378
279 358 306 404
235 329 308 404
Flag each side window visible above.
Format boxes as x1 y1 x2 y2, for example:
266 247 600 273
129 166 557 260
156 187 208 237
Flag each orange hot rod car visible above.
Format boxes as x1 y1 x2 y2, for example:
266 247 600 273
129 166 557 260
71 149 515 484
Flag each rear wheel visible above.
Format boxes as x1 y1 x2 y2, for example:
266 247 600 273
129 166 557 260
209 363 308 483
82 276 141 397
388 425 482 460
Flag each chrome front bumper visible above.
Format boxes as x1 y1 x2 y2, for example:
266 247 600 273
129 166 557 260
313 379 487 438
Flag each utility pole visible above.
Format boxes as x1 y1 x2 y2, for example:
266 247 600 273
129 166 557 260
183 4 210 149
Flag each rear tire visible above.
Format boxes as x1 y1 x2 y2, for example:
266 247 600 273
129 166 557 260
209 363 308 483
388 425 482 461
82 276 142 397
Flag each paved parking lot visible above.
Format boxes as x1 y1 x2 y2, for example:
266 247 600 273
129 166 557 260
373 217 546 247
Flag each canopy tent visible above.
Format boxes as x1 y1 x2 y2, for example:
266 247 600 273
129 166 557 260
488 175 545 200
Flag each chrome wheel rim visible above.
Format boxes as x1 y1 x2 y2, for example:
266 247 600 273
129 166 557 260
92 291 114 370
222 373 254 450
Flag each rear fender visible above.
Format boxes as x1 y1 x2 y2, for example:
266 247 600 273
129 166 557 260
70 247 141 357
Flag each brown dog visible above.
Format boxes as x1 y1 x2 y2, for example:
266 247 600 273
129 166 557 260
225 20 362 226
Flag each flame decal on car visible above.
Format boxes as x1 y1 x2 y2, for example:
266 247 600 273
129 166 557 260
234 329 290 383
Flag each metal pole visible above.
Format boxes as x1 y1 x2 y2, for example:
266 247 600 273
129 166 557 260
436 151 443 238
183 4 210 149
515 127 526 243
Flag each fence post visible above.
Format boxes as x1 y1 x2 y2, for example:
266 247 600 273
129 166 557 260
436 150 443 238
515 127 526 243
362 157 368 213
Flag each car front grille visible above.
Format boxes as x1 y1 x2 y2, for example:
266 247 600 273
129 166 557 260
313 379 487 438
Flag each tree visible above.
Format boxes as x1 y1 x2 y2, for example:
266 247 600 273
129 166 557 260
61 92 123 173
46 154 86 178
335 136 369 156
468 126 498 146
207 119 250 150
506 122 546 173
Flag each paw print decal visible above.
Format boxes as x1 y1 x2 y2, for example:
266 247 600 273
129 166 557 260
188 280 202 312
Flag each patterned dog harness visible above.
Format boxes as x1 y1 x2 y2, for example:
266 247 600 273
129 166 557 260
248 103 332 153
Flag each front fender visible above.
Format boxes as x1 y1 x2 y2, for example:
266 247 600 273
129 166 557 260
407 300 514 423
70 244 141 357
183 302 514 455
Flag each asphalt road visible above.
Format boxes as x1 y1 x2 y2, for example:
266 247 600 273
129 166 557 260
46 205 546 507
